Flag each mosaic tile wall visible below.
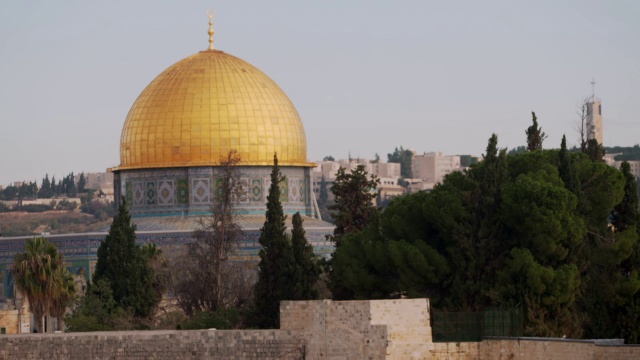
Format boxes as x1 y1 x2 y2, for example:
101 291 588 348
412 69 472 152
113 166 315 217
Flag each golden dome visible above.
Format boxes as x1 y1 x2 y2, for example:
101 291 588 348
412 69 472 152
115 49 310 170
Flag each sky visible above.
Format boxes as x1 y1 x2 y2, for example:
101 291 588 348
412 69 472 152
0 0 639 186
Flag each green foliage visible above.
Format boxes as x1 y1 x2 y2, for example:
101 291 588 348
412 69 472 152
507 146 527 157
459 155 479 167
328 165 380 300
525 112 547 151
56 199 78 211
80 199 115 220
1 185 18 200
66 279 135 332
585 138 605 162
387 146 413 178
322 155 335 161
77 172 86 193
253 154 295 329
330 131 640 340
15 204 53 213
179 308 244 330
11 237 76 332
317 175 332 223
606 144 640 161
38 174 54 199
329 165 380 245
290 213 321 300
93 198 160 318
611 162 640 232
0 201 10 212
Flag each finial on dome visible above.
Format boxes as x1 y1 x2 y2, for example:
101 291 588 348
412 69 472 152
206 9 215 50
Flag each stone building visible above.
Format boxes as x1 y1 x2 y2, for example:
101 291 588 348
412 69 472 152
411 152 462 190
312 159 402 203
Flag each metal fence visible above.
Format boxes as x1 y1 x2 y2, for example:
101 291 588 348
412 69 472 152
431 307 523 342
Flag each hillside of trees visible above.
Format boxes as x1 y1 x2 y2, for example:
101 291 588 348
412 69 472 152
606 145 640 161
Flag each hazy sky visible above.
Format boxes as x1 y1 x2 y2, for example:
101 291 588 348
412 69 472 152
1 1 639 185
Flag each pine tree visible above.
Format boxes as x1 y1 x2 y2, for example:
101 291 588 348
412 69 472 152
329 165 379 246
291 212 320 300
253 154 294 328
328 165 379 300
93 197 159 318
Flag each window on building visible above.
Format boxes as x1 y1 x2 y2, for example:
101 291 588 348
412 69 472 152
599 104 602 115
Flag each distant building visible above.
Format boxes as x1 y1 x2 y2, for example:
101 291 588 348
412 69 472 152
312 159 403 202
603 153 640 180
377 177 405 201
412 152 461 189
613 160 640 180
75 172 114 195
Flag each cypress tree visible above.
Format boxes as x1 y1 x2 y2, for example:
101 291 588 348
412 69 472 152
558 135 579 193
525 111 547 151
253 154 294 328
291 212 320 300
611 161 640 232
38 174 52 199
586 138 605 162
93 197 159 318
78 172 87 193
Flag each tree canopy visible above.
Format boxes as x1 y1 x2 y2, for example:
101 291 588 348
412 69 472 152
331 132 640 341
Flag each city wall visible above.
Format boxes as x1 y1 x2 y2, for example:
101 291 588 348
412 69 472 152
430 338 640 360
1 299 640 359
0 329 305 360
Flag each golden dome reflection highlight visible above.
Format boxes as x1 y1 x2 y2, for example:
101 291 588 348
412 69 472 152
115 49 311 171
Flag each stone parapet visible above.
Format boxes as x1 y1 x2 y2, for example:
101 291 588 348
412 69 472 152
0 329 304 360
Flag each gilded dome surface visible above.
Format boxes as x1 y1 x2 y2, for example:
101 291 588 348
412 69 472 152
116 49 310 170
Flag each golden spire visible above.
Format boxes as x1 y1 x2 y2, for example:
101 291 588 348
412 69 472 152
206 10 215 50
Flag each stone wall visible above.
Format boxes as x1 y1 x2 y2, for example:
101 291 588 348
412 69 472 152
2 299 640 359
429 338 640 360
0 309 21 334
0 329 305 360
280 299 433 359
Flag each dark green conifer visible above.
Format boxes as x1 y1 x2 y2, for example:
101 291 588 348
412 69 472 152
78 172 87 193
253 154 294 328
93 197 159 318
291 212 320 300
525 112 547 151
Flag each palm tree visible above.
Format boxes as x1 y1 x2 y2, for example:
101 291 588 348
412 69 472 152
11 237 74 332
50 269 77 331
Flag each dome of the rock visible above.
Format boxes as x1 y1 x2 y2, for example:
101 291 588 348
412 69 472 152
115 49 310 171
